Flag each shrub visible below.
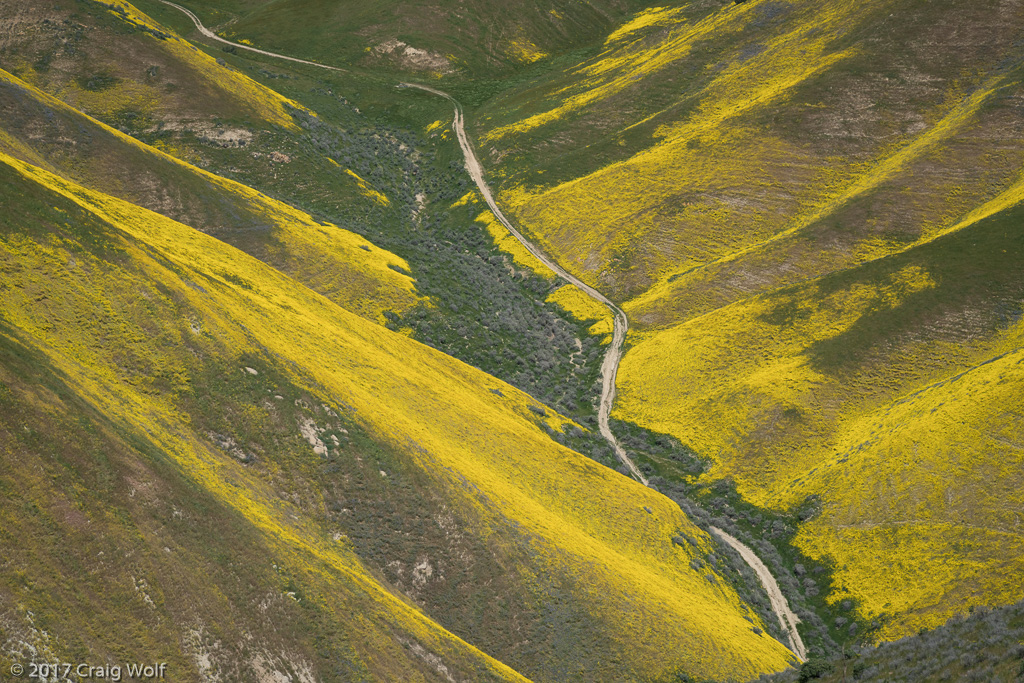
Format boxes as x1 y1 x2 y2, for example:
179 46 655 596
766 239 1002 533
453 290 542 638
798 659 833 682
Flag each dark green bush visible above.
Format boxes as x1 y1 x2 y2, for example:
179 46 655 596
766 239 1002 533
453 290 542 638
798 659 833 682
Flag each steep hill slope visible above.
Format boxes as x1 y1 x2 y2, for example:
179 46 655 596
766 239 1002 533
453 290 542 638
468 0 1024 643
0 151 796 681
0 0 427 324
481 0 1024 314
1 0 625 436
765 599 1024 683
133 0 659 79
618 194 1024 640
0 317 526 683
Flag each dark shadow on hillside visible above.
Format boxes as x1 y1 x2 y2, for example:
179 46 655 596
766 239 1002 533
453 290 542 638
805 204 1024 373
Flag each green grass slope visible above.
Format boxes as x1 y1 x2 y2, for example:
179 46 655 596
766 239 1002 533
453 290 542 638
0 152 796 681
464 0 1024 645
137 0 658 80
0 1 426 324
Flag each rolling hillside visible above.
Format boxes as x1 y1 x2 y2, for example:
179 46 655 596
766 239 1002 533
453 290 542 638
3 0 1023 678
0 93 795 683
472 0 1024 644
131 0 658 80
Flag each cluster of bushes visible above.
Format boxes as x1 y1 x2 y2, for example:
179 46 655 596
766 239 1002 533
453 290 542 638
761 599 1024 682
291 108 607 426
606 419 862 660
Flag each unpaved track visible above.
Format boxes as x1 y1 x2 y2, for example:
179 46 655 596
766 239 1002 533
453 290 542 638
400 84 647 486
152 2 803 663
401 85 807 664
156 0 346 71
711 526 808 660
404 85 805 663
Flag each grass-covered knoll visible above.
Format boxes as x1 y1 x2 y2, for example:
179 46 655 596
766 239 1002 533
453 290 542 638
616 196 1024 642
135 0 659 80
762 599 1024 682
0 153 797 681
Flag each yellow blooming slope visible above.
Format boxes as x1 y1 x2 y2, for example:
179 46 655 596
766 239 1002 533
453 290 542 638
0 152 795 680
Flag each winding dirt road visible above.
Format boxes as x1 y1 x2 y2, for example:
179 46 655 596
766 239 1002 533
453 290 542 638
711 526 807 660
152 1 804 663
157 0 346 71
416 85 805 662
399 83 646 487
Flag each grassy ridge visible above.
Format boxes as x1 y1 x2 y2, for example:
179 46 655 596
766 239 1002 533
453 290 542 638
616 196 1024 640
0 152 796 680
141 0 657 79
468 0 1024 643
0 58 423 324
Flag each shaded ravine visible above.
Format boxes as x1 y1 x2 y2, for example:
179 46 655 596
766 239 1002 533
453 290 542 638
152 0 806 664
405 85 807 662
398 83 645 487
